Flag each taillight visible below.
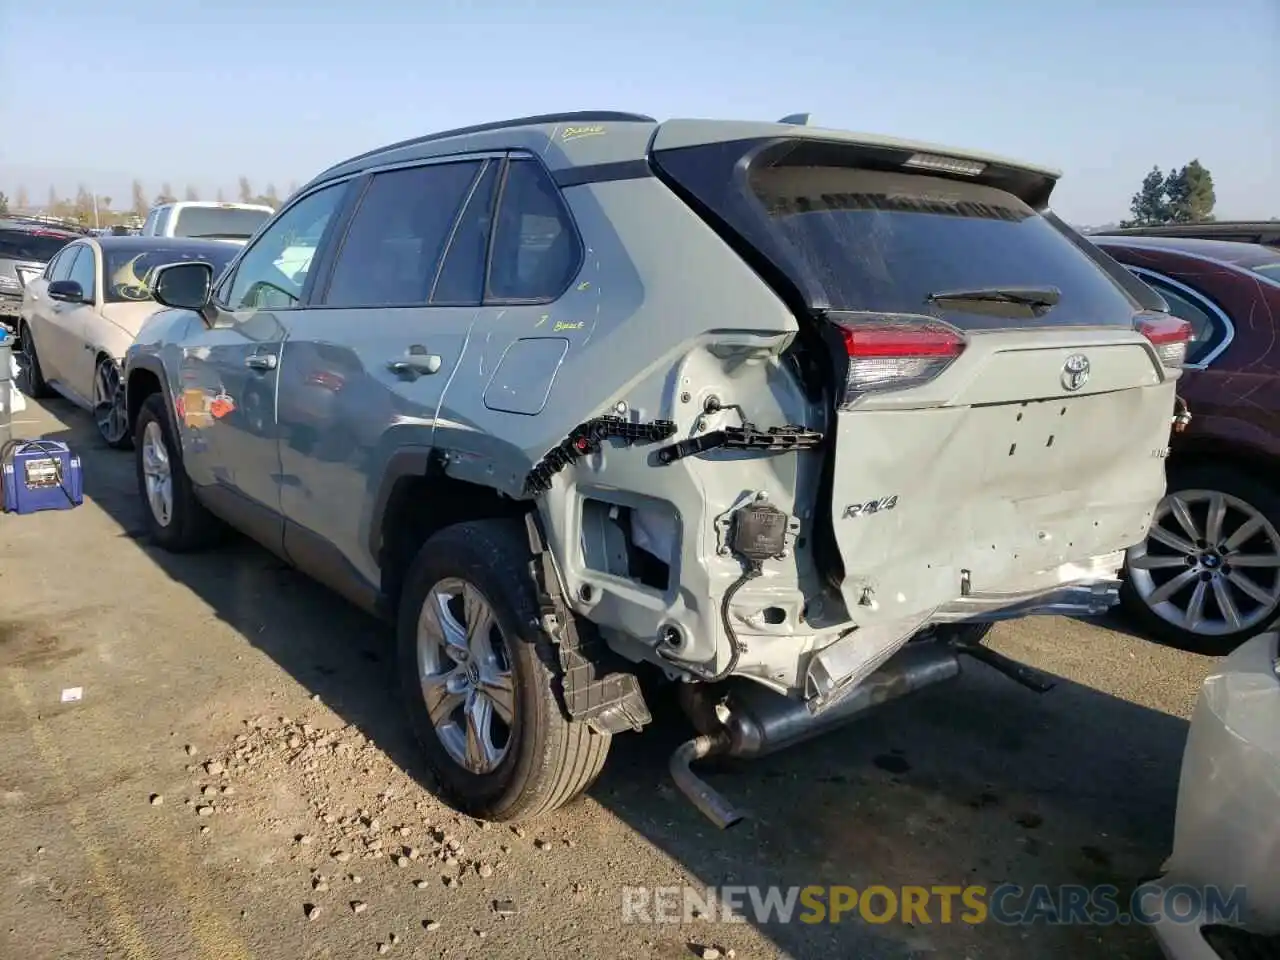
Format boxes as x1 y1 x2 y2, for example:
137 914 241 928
1135 314 1191 370
832 314 966 406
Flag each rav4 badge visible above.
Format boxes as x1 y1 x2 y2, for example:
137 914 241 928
842 496 899 519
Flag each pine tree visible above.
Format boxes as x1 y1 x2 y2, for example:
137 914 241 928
132 180 148 216
184 184 200 201
238 176 253 203
1166 160 1216 223
1125 166 1170 227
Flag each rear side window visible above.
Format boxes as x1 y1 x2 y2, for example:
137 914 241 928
1130 269 1228 365
431 160 500 305
324 161 483 308
486 159 580 302
749 166 1138 329
0 229 74 262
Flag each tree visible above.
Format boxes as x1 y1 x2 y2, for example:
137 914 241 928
154 182 177 205
215 187 226 203
132 179 148 216
1166 160 1215 223
16 186 29 211
0 192 8 215
1125 166 1169 227
287 180 299 198
47 185 61 211
238 176 253 203
1123 161 1216 227
73 184 95 224
184 184 200 201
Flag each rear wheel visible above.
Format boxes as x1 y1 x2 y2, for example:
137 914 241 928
1122 462 1280 653
93 356 132 449
17 322 53 399
397 519 610 821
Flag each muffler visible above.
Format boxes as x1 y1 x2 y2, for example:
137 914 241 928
670 641 961 826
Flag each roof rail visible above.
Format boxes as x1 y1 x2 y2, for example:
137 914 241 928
318 110 657 178
777 113 811 125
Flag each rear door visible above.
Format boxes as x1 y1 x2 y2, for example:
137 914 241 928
656 144 1184 619
275 156 497 587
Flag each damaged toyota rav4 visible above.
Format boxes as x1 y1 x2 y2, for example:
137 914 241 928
123 111 1187 825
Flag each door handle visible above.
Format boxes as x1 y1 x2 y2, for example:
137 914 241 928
387 352 442 376
245 353 278 371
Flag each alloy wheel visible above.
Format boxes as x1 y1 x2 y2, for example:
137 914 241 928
416 578 516 775
140 420 174 527
93 359 129 445
1128 488 1280 637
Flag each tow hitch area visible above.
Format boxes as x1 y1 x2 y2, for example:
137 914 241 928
669 630 1058 827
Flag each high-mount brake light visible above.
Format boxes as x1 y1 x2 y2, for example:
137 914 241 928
902 153 986 177
1135 314 1192 370
832 315 966 406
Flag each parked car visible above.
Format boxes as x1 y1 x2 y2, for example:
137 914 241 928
139 201 274 244
18 236 237 446
1100 220 1280 249
1093 236 1280 651
0 217 81 328
1143 630 1279 959
123 110 1185 824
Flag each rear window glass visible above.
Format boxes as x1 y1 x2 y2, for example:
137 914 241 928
749 167 1139 328
171 206 271 240
0 229 75 262
104 244 237 304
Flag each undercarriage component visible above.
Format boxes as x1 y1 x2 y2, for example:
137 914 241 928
525 514 652 735
523 415 677 496
656 422 824 465
669 732 743 829
951 637 1056 692
671 640 961 826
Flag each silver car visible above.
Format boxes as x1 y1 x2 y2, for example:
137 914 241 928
122 111 1186 825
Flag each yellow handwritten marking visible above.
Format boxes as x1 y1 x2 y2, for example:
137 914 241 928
7 671 253 960
576 281 591 291
561 125 606 141
534 314 549 327
553 320 584 332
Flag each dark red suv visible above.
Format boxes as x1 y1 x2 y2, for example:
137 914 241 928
1093 236 1280 651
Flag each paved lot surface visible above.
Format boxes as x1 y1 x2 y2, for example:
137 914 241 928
0 395 1217 960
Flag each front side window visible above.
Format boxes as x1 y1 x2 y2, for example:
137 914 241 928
323 160 483 309
222 184 347 311
67 246 97 300
486 159 580 302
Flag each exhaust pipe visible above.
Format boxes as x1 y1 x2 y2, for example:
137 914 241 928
670 641 960 826
669 732 743 829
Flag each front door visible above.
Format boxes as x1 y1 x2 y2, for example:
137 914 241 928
277 157 498 587
179 182 352 550
43 244 99 389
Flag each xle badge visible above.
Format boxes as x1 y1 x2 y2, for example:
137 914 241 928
842 496 898 519
1061 354 1090 392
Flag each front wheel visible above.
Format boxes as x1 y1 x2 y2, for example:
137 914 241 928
93 356 132 449
397 518 611 821
1121 462 1280 653
133 393 221 551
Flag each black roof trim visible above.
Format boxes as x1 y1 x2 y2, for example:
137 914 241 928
319 111 656 178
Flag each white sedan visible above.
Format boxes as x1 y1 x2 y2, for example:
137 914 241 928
17 236 237 447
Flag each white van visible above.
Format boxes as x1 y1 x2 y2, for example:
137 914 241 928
139 201 274 245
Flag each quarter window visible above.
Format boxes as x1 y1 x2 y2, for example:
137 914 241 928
222 184 347 311
67 246 97 300
486 159 580 302
323 161 483 308
1129 269 1229 365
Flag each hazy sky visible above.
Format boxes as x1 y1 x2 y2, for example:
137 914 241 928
0 0 1275 225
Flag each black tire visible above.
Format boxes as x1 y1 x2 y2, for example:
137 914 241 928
18 321 53 399
94 356 133 450
133 392 221 552
397 518 610 821
1121 461 1280 654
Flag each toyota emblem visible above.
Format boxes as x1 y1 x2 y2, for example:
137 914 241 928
1061 354 1090 391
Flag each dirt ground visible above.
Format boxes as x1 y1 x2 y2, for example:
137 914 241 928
0 395 1216 960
